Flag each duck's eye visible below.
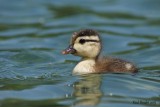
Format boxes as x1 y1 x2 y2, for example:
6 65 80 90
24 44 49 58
79 39 85 44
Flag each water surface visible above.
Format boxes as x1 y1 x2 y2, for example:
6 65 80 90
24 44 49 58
0 0 160 107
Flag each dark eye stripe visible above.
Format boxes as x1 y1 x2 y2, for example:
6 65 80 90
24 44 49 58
85 39 99 43
79 39 100 45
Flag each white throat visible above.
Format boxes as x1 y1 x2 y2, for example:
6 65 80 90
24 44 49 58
73 59 96 75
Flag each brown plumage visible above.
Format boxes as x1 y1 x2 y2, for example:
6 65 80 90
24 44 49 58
62 29 138 74
95 56 138 73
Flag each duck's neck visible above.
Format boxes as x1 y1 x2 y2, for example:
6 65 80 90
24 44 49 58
73 57 97 75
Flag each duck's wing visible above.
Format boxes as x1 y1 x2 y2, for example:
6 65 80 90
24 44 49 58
95 56 138 73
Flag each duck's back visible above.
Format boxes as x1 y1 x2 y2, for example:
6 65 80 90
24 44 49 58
95 56 138 73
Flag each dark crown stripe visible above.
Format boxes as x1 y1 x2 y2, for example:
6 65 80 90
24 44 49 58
76 29 99 37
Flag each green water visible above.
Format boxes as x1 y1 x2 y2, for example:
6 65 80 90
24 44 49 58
0 0 160 107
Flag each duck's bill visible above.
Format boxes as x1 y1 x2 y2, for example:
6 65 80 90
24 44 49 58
62 45 76 55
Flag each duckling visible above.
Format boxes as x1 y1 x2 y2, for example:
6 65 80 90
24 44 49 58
62 29 138 74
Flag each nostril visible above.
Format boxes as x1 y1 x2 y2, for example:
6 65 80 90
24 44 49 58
62 45 77 55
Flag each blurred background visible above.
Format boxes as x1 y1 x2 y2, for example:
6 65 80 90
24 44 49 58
0 0 160 107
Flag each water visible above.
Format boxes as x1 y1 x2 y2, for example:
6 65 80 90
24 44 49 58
0 0 160 107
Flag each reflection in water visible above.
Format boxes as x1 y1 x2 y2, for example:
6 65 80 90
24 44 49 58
0 0 160 107
73 74 102 106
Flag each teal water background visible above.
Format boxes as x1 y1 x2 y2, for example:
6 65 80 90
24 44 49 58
0 0 160 107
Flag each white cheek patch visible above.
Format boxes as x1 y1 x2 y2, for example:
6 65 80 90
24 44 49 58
74 36 100 51
73 35 101 58
74 43 83 51
74 36 99 50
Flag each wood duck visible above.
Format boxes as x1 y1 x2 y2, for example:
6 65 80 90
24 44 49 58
62 29 138 74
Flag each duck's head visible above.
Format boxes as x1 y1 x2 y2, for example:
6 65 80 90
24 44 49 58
62 29 101 59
